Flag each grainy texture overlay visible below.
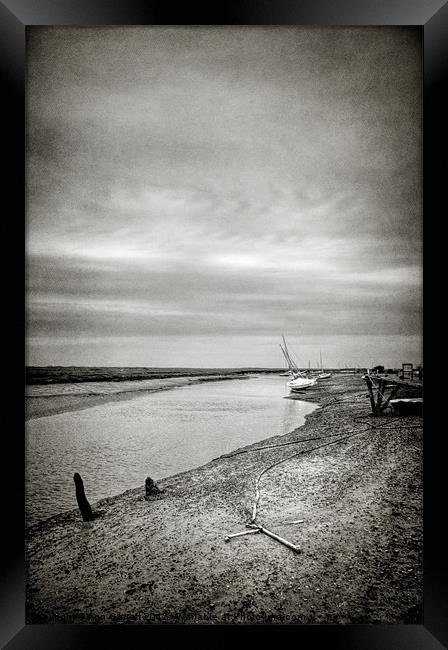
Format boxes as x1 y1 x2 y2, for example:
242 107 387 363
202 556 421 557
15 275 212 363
26 375 422 625
26 26 422 368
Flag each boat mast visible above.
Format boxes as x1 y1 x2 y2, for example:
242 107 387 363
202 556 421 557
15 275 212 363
281 336 303 376
279 344 291 370
280 344 299 376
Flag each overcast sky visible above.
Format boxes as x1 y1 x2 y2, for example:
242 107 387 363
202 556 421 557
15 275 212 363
26 27 422 368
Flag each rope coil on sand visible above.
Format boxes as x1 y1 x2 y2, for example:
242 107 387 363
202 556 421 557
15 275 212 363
224 395 422 553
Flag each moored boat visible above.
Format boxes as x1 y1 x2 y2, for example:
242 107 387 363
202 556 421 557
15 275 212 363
280 335 317 392
287 376 316 392
317 350 332 380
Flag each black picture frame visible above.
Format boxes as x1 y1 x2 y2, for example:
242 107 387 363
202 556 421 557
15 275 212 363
2 1 446 648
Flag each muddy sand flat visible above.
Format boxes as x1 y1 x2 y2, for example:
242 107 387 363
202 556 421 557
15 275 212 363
25 373 251 420
26 374 422 625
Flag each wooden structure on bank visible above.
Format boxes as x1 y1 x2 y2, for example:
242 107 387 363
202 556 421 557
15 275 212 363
363 367 423 416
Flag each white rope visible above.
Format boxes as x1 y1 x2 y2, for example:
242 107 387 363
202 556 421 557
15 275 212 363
226 413 416 552
249 429 370 525
248 393 415 525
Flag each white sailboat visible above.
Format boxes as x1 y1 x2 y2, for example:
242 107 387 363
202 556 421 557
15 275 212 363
287 376 316 392
280 337 316 391
317 349 332 380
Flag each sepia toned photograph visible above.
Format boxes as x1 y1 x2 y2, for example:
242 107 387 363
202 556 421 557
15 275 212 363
25 25 422 625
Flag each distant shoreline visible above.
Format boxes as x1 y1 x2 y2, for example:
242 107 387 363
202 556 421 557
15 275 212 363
26 366 363 386
25 372 255 420
25 366 284 385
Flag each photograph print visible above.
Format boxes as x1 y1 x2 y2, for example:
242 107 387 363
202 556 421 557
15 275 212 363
25 26 422 625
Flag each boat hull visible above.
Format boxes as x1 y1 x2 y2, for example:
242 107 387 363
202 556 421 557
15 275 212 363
287 378 316 392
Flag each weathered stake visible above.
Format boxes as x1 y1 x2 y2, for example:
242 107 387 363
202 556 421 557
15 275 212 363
144 476 163 499
376 379 384 412
379 384 399 413
363 375 378 415
73 473 94 521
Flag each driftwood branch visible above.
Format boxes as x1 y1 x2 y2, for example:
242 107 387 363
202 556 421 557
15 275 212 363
258 525 301 553
224 529 261 542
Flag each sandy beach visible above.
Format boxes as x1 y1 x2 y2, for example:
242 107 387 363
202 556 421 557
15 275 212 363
25 374 422 625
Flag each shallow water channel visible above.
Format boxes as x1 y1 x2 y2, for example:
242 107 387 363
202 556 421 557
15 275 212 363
26 374 318 525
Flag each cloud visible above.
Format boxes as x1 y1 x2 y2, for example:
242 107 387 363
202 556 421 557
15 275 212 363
26 27 422 364
27 251 422 339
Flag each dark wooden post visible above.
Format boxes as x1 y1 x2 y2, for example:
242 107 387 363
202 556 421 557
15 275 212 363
376 379 384 412
145 476 162 500
379 384 399 413
73 473 94 521
364 375 377 415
